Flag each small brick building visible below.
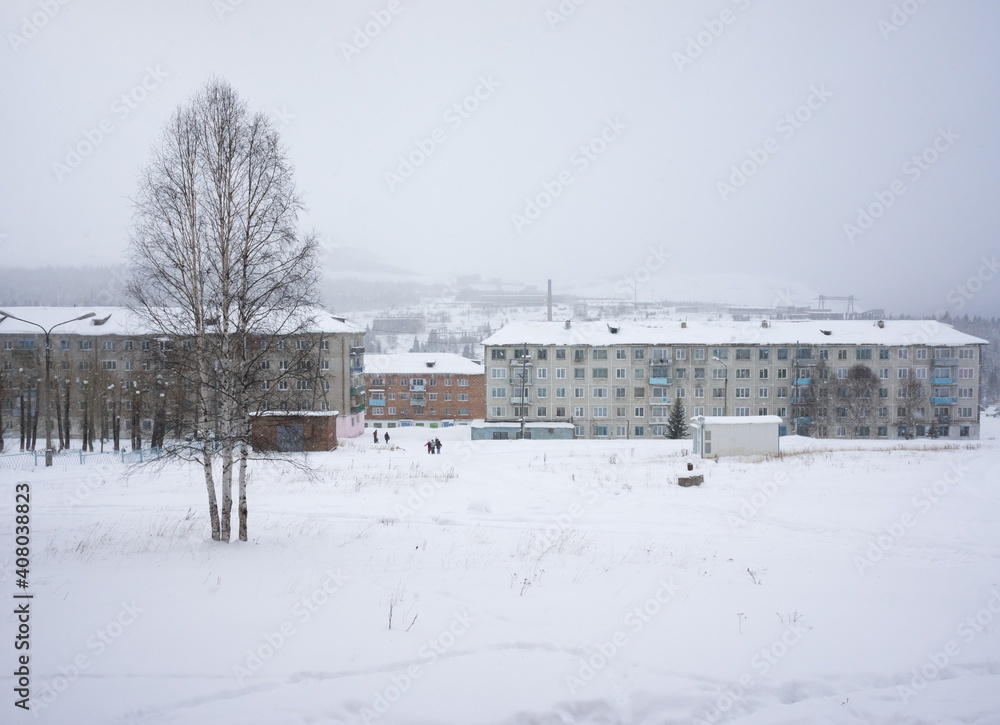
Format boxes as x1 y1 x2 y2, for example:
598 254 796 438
250 411 339 452
364 353 485 427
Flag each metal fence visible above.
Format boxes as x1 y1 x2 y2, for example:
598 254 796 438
0 447 165 470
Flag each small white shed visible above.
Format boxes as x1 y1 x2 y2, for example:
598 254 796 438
690 415 782 458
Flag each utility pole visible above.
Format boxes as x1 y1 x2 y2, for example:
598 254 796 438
712 355 729 416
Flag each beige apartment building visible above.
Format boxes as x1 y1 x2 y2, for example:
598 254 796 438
0 307 367 446
482 318 987 440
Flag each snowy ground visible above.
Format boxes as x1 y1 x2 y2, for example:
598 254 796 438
2 422 1000 725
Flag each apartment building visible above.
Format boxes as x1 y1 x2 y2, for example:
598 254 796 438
481 319 987 440
364 353 484 427
0 306 367 444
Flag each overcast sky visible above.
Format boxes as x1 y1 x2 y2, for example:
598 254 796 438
1 0 998 316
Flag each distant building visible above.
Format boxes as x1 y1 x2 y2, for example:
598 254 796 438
364 353 484 427
481 318 987 441
0 306 367 444
470 421 575 440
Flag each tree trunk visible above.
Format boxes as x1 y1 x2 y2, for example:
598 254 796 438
55 390 64 450
220 441 234 542
202 442 221 541
238 436 249 541
19 393 25 451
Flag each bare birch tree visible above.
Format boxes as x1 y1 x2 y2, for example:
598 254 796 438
127 78 317 542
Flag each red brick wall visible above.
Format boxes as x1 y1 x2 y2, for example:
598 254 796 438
366 372 484 423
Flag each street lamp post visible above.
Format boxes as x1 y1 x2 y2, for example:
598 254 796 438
712 355 729 416
0 310 96 465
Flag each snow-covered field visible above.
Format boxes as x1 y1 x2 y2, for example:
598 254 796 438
3 421 1000 725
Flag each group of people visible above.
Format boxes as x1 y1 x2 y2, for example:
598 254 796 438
370 429 443 453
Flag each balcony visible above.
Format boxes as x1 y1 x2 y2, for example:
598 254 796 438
795 417 812 424
368 398 386 407
350 346 366 354
350 365 364 374
350 386 364 396
931 378 954 385
351 403 366 414
794 378 811 386
931 397 955 405
508 358 534 366
410 383 426 392
509 396 531 405
649 417 669 425
649 377 670 386
933 358 959 366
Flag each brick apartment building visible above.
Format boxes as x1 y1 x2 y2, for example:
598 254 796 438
364 353 484 427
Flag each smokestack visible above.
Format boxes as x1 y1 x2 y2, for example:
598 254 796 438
547 279 553 322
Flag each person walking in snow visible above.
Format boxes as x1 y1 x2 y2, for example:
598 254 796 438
425 440 434 454
373 430 379 444
434 438 442 454
384 431 390 444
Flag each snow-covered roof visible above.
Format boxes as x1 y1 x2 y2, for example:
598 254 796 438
470 420 576 429
691 415 783 426
251 410 340 417
481 319 987 347
0 307 364 336
364 353 483 376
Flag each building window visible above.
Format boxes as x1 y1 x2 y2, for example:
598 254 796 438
776 348 788 360
735 388 750 398
102 360 116 370
712 388 725 398
634 426 645 437
758 387 768 398
321 360 330 370
537 368 548 379
758 368 769 379
593 407 609 418
536 406 547 416
736 368 750 379
78 340 93 350
574 387 586 398
555 388 566 398
958 368 974 379
593 349 608 360
491 406 508 417
555 368 567 379
592 368 608 379
458 378 469 386
712 349 728 360
694 386 704 398
593 425 609 437
735 349 751 360
960 426 970 437
537 387 548 399
458 408 469 416
296 380 310 390
491 349 506 360
593 387 608 398
633 387 645 398
735 407 750 416
491 368 507 379
574 407 585 417
959 348 974 359
958 407 973 418
693 349 705 361
776 407 787 417
124 360 133 372
758 407 768 416
278 380 288 391
322 380 330 391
